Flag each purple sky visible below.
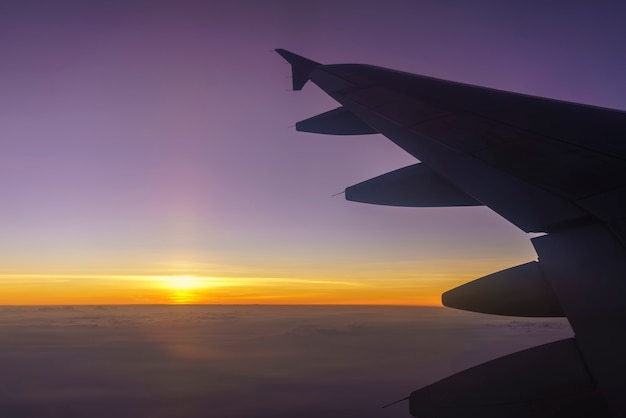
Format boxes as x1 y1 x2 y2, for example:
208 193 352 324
2 0 626 302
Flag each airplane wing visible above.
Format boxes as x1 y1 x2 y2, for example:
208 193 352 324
276 49 626 417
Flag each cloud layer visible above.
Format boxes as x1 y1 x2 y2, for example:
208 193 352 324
0 305 573 417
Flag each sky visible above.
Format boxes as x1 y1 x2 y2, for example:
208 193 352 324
2 0 626 305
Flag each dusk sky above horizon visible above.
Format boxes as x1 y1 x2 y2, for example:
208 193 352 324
3 0 626 305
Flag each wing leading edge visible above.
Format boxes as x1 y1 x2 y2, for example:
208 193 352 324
277 49 626 417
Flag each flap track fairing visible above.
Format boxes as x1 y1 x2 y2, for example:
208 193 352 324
296 107 378 135
345 163 482 207
442 261 565 317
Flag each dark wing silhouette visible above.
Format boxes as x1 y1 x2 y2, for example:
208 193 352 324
277 49 626 417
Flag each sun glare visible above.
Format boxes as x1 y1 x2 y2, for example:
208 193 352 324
162 276 207 290
155 276 211 304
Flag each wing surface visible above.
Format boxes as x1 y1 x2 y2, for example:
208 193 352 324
277 49 626 417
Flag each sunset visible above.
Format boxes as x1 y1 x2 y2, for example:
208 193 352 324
1 0 624 417
0 267 494 305
0 0 579 308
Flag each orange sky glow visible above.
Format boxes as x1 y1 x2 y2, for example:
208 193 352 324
0 255 530 305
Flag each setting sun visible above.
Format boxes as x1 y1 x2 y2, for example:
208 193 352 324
157 276 213 304
161 276 209 291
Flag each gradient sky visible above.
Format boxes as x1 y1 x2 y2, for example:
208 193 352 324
2 0 626 304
